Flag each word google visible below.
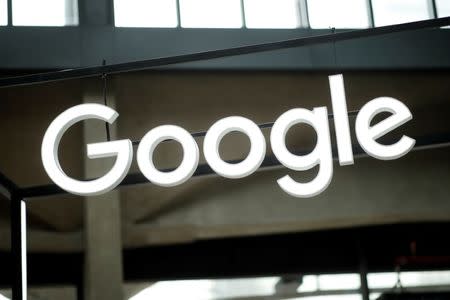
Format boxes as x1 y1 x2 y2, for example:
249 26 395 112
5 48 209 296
41 74 415 198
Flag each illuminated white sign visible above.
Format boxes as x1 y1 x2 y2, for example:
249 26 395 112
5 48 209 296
41 74 415 197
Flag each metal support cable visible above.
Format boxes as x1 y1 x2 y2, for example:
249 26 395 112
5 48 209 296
102 60 111 142
0 16 449 88
332 27 337 71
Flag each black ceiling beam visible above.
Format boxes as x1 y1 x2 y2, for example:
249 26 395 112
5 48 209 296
0 171 19 195
1 223 450 286
123 222 450 281
0 17 449 88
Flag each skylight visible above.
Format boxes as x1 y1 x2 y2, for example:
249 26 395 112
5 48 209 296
0 0 7 26
244 0 300 29
436 0 450 18
372 0 432 26
307 0 370 29
129 271 450 300
179 0 242 28
12 0 78 26
114 0 178 28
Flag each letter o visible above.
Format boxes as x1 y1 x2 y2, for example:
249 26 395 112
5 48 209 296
137 125 199 187
203 116 266 179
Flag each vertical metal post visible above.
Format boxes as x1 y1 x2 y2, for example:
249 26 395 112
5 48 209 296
7 0 12 26
366 0 375 28
76 274 84 300
430 0 438 19
240 0 246 29
298 0 310 28
176 0 182 28
358 242 370 300
11 192 27 300
359 265 370 300
108 0 115 26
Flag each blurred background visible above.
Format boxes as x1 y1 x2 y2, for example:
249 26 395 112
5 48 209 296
0 1 450 300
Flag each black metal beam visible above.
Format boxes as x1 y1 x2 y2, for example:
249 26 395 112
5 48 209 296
0 171 19 194
0 165 24 300
78 0 113 26
10 192 26 300
123 223 450 281
0 17 450 88
1 223 450 286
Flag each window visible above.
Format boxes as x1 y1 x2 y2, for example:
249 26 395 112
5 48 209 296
316 274 361 290
180 0 242 28
12 0 78 26
436 0 450 17
128 270 450 300
244 0 300 29
0 0 7 26
307 0 370 29
130 278 279 300
114 0 178 28
368 270 450 289
372 0 432 27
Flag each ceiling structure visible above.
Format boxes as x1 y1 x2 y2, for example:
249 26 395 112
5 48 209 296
1 2 450 299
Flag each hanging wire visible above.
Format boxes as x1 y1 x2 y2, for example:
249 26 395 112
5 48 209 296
102 59 111 142
331 27 338 73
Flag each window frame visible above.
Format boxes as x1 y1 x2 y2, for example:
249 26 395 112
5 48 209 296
3 0 447 29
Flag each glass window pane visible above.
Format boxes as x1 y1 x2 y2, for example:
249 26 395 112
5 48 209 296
368 271 450 289
12 0 78 26
114 0 178 28
0 292 9 300
285 295 363 300
180 0 242 28
307 0 370 29
372 0 432 27
244 0 300 29
436 0 450 17
130 277 279 300
317 274 361 290
297 275 318 292
0 0 7 26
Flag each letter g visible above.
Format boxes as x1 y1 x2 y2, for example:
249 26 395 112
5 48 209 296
41 104 132 196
